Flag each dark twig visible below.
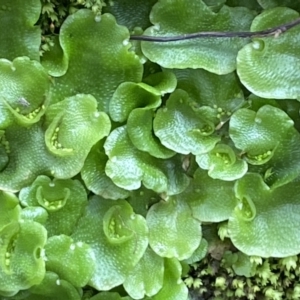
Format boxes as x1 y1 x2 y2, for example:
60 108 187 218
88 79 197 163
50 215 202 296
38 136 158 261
130 17 300 42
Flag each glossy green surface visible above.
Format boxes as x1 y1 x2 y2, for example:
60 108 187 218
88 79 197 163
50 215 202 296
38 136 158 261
1 1 300 299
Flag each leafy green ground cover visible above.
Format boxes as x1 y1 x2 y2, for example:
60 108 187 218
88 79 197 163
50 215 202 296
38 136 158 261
1 0 300 299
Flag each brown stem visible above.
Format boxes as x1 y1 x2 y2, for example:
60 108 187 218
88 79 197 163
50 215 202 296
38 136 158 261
130 17 300 42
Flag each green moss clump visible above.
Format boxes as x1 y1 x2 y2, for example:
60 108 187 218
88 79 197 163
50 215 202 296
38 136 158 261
185 244 300 300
